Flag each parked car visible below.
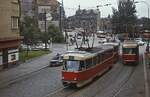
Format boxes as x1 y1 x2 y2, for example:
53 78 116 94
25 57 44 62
49 54 63 67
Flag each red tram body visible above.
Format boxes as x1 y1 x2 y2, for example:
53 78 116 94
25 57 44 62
61 45 118 87
122 41 139 65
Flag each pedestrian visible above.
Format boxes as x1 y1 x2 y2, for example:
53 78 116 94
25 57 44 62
146 43 149 53
146 43 150 68
70 38 73 45
147 53 150 68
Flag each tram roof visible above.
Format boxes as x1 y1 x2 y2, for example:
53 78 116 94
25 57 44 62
123 40 138 48
103 42 119 46
63 45 113 60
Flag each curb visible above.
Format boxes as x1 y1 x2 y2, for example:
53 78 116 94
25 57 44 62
20 52 52 64
143 53 150 97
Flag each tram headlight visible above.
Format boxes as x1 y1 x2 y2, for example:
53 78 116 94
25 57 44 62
74 77 77 80
62 76 64 79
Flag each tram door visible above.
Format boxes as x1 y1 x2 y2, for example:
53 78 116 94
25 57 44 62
3 50 8 69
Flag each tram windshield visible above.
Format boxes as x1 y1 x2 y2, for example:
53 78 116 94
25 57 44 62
64 60 80 71
123 48 137 54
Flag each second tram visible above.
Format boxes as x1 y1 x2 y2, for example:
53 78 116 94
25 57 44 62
122 40 139 65
61 45 117 87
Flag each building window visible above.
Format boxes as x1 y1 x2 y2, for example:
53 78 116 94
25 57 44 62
11 16 19 29
11 54 16 61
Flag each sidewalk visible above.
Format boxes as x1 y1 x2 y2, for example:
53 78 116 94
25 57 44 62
145 52 150 97
0 44 66 88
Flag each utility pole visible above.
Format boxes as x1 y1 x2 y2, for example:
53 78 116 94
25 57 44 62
59 0 64 33
44 9 47 49
59 4 62 33
33 0 38 25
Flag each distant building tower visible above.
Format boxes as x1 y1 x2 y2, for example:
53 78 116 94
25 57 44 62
65 6 100 33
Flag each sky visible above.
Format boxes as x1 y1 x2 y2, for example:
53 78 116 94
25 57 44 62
57 0 150 18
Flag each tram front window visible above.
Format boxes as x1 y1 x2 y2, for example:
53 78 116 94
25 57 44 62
123 48 136 54
64 60 80 72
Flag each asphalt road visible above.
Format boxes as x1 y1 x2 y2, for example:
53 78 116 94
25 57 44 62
0 67 63 97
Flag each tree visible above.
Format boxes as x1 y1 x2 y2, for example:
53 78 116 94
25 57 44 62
112 0 137 36
20 16 41 52
40 32 50 50
140 17 150 31
47 24 65 43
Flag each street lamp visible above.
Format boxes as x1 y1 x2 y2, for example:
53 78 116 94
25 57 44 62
96 4 112 31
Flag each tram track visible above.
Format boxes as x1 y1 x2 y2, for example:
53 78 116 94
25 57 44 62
109 54 143 97
93 64 135 97
110 66 136 97
97 55 143 97
44 85 78 97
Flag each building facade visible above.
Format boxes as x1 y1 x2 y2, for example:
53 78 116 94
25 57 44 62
65 6 100 33
20 0 34 18
20 0 61 32
0 0 21 69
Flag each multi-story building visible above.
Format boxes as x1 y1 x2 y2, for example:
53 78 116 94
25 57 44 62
20 0 61 32
100 17 112 33
37 0 61 32
65 6 100 33
20 0 34 19
0 0 21 69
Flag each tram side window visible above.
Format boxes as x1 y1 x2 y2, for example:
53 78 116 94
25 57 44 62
101 52 106 62
101 50 112 62
85 58 93 69
79 61 85 71
97 54 101 64
101 53 104 62
93 57 97 65
108 50 113 56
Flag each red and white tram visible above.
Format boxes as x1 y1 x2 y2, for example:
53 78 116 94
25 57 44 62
103 42 119 63
61 46 116 87
122 40 139 65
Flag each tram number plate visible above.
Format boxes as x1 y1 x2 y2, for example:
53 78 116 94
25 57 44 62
69 56 74 60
